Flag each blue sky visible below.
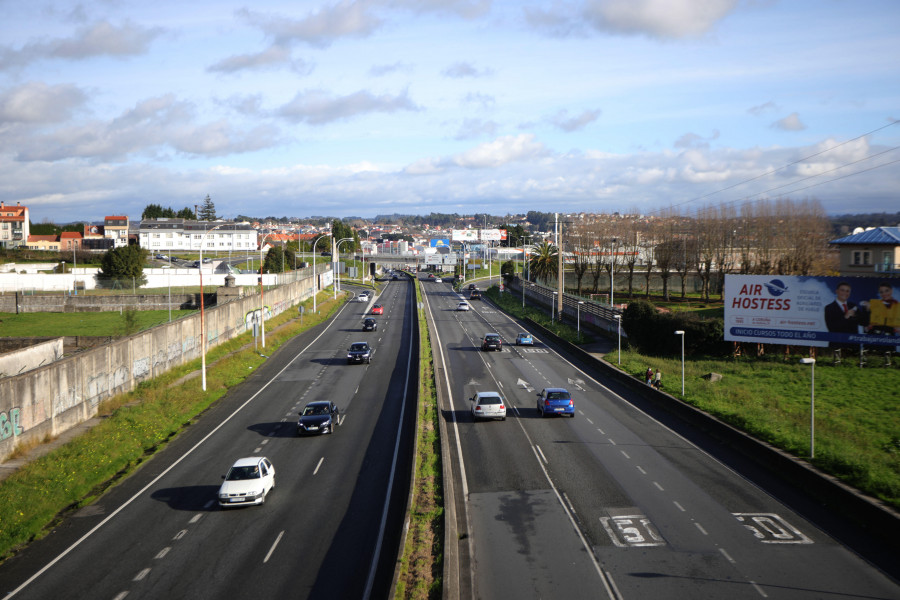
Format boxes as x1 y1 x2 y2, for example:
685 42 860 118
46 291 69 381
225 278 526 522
1 0 898 223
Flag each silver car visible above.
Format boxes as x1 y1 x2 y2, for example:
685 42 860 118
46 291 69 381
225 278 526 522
471 391 506 421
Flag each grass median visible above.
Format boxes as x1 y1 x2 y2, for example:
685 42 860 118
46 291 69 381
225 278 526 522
394 277 443 600
485 286 900 511
0 291 345 562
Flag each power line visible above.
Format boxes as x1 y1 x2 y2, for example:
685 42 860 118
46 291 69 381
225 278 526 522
653 120 900 216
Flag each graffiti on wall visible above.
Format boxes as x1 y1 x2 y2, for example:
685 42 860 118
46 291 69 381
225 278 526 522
0 408 23 440
133 356 150 379
53 385 80 417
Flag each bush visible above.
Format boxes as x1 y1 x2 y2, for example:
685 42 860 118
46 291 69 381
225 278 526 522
623 299 730 357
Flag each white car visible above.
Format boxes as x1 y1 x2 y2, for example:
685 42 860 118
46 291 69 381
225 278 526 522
456 301 470 311
471 391 506 421
434 277 443 283
357 293 368 302
218 457 275 508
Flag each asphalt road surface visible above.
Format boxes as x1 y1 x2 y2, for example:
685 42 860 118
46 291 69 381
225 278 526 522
0 278 417 600
421 275 899 600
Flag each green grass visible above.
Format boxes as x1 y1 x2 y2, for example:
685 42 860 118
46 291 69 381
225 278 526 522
0 310 196 337
395 277 443 599
0 290 346 561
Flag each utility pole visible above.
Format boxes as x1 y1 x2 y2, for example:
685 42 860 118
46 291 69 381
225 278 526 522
556 213 563 319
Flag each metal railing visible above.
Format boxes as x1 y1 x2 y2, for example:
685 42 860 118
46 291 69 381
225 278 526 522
506 276 623 332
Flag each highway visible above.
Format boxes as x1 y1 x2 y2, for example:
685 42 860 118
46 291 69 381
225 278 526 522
0 278 417 600
421 275 900 600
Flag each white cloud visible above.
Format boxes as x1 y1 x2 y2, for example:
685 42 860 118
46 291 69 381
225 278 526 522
208 44 312 74
276 89 419 125
442 62 493 78
0 20 162 69
772 112 806 131
0 82 87 124
453 134 549 168
582 0 739 39
238 2 383 49
548 108 601 132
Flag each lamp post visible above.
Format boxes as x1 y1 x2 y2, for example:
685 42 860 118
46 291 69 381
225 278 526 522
552 291 558 323
800 357 816 458
614 314 622 365
259 233 273 349
577 301 584 340
674 330 685 396
336 237 355 293
312 233 333 313
200 223 224 391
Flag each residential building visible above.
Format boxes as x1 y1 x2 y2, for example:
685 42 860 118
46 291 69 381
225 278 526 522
139 219 257 253
26 235 61 251
60 231 82 252
829 226 900 277
105 216 130 247
0 201 29 249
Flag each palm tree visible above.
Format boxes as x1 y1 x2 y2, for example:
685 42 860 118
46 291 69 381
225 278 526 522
529 241 558 285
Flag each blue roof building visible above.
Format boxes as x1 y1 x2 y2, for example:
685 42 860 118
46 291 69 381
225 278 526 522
829 226 900 277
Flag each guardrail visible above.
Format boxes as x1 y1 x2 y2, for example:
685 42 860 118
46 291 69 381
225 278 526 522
506 276 623 333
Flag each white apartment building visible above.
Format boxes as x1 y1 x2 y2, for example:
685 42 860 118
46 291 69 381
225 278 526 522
139 219 258 253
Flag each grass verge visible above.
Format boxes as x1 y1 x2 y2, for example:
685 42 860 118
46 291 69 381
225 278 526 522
0 291 345 561
394 277 443 599
488 286 900 511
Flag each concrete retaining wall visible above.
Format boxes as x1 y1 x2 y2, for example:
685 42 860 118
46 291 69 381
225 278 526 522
0 338 63 379
0 270 321 461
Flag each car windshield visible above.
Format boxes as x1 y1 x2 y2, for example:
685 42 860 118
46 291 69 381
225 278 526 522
547 391 570 400
350 343 369 351
226 465 261 481
303 405 330 416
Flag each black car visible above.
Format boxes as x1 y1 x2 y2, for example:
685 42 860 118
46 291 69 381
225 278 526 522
468 283 477 290
470 289 482 300
481 333 502 352
297 401 340 435
347 341 372 364
363 318 377 331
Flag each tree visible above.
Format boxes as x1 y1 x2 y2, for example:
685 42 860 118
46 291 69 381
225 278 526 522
529 241 558 285
197 195 216 221
176 207 195 219
263 246 286 273
98 245 147 288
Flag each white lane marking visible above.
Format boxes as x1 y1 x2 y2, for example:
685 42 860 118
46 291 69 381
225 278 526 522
2 300 358 599
637 466 647 475
673 501 685 512
189 514 202 524
133 568 150 581
203 500 214 509
719 548 736 563
585 417 594 425
313 457 324 475
597 427 605 434
620 450 630 459
261 439 269 445
608 439 617 446
155 547 170 559
254 447 262 453
535 445 549 465
751 581 769 597
653 481 664 491
694 522 708 536
113 592 129 600
173 530 187 540
264 531 285 564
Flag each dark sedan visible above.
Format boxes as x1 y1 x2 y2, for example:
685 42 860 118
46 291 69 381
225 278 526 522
297 401 340 435
347 341 372 364
363 318 377 331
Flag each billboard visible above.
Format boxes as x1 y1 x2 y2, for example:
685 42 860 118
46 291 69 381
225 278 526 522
452 229 479 242
480 229 502 241
724 275 900 348
430 239 450 248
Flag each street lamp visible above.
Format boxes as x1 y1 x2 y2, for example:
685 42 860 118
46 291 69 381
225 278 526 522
577 301 584 340
200 223 224 391
259 233 273 349
336 237 355 293
800 357 816 458
614 314 622 365
312 233 333 313
674 330 685 396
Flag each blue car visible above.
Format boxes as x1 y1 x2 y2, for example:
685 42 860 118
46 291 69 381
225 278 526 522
515 332 533 346
537 388 574 418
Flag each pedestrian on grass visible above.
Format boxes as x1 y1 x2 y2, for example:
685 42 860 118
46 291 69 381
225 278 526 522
646 367 653 385
654 369 661 389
